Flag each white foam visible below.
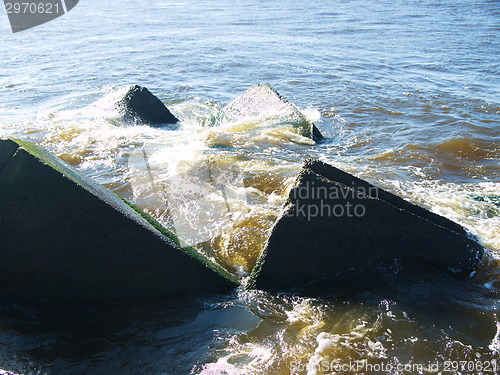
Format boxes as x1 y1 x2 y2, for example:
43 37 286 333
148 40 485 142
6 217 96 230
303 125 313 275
489 320 500 354
301 107 322 123
382 178 500 255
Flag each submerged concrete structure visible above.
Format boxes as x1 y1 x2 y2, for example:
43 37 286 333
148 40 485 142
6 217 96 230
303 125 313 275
116 85 179 125
219 84 324 142
253 159 484 290
0 141 485 301
0 138 236 304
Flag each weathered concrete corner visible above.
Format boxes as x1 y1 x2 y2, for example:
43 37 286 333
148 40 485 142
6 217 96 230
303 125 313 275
220 84 323 142
0 138 236 303
116 85 179 126
253 159 484 290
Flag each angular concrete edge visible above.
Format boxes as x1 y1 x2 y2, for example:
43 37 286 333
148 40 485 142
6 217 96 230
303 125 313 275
118 196 238 285
312 123 324 143
218 84 324 142
250 159 484 290
0 138 237 303
0 138 18 174
306 160 469 237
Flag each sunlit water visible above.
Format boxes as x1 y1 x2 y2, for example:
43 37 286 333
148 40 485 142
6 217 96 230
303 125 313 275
0 0 499 374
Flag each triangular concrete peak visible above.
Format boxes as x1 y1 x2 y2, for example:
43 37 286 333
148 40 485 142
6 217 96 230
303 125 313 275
252 159 484 290
0 138 236 303
116 85 179 126
220 84 324 142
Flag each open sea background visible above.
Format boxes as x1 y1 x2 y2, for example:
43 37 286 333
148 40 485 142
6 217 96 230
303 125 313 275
0 0 499 374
